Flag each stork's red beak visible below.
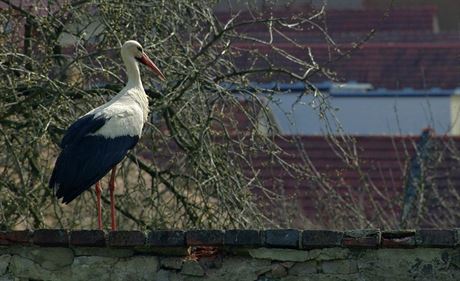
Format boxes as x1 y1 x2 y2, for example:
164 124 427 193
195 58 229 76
138 53 165 81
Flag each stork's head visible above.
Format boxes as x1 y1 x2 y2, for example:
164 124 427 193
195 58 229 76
121 40 165 81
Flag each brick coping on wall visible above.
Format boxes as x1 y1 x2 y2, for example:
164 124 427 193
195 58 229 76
0 229 458 249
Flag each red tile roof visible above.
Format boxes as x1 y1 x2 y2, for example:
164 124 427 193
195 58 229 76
219 5 460 89
248 134 460 228
324 6 437 33
216 5 437 34
232 42 460 89
143 129 460 228
306 43 460 89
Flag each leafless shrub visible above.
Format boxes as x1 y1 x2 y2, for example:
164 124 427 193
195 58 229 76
4 0 452 232
0 0 338 230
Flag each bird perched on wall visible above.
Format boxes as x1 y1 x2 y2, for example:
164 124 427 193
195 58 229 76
49 40 165 230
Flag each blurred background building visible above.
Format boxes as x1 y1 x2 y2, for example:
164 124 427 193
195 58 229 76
215 0 460 136
215 0 460 227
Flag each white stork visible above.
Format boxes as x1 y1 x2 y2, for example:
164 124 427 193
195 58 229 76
49 40 165 230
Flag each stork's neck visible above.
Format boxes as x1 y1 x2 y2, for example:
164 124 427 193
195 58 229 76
122 55 143 89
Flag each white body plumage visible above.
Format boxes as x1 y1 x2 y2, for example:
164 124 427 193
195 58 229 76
88 86 149 138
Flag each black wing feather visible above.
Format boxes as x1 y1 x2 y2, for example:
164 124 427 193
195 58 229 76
50 135 139 204
60 114 107 148
50 114 139 204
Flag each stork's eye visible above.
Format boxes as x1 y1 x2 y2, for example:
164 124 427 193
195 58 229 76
137 46 142 52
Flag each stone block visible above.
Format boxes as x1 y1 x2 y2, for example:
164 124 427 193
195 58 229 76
181 260 205 277
71 256 117 280
255 266 271 276
248 248 309 262
214 257 270 281
321 259 358 274
160 257 184 270
32 247 74 270
70 230 106 247
9 255 58 280
381 230 416 248
156 269 172 281
264 229 300 248
415 229 456 247
108 231 145 247
112 256 159 281
186 230 224 246
269 263 288 278
148 230 185 247
0 255 11 275
280 261 295 268
342 229 380 248
0 274 14 281
302 230 343 249
224 230 262 247
0 231 31 246
290 261 318 275
310 248 351 261
32 229 68 247
198 253 223 269
9 247 74 271
450 253 460 269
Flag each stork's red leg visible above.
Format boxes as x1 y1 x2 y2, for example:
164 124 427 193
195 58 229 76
109 166 117 231
95 181 103 230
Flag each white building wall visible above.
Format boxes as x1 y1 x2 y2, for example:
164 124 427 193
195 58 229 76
268 94 454 135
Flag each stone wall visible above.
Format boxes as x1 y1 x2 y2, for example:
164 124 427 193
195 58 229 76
0 229 459 280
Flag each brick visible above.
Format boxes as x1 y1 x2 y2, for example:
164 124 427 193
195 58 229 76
147 230 185 247
415 229 456 247
186 230 224 246
224 230 262 246
382 236 416 248
33 229 69 246
342 229 380 248
108 231 145 247
302 230 343 249
381 230 415 248
382 230 415 239
70 230 106 247
264 229 300 248
0 230 32 245
455 228 460 247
